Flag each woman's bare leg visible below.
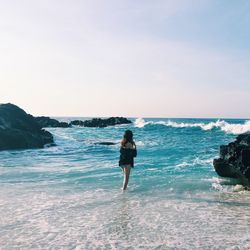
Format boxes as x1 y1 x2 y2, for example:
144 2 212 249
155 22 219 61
122 166 131 191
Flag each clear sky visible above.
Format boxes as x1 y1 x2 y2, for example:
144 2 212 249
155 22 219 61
0 0 250 118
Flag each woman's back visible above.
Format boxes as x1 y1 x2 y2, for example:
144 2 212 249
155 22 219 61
119 130 137 191
119 141 137 167
123 141 135 149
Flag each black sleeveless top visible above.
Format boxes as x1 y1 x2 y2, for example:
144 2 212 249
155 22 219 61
119 142 137 167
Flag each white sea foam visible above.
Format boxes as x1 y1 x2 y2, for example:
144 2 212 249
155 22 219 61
220 120 250 134
211 182 225 191
134 118 250 134
176 157 214 169
232 184 246 192
1 187 250 249
135 140 145 146
206 177 225 183
134 118 151 128
209 177 250 194
210 177 229 191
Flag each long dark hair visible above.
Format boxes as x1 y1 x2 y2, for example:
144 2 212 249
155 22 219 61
121 130 133 146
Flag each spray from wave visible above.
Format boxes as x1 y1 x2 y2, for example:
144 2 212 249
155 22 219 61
134 118 250 135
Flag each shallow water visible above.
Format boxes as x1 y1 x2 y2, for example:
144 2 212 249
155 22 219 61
0 118 250 249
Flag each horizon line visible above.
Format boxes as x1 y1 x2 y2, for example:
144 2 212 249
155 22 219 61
48 116 250 120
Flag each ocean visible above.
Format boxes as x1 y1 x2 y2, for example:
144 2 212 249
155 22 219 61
0 118 250 249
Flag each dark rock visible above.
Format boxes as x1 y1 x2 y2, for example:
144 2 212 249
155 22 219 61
58 122 70 128
36 117 131 128
213 159 238 178
35 116 70 128
219 145 228 158
0 103 54 150
94 142 117 145
241 148 250 168
70 120 85 126
82 117 132 128
213 133 250 185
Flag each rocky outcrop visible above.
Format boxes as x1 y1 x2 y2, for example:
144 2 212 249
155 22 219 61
34 117 131 128
35 116 70 128
213 134 250 185
0 103 54 150
69 120 84 126
35 117 133 128
71 117 132 128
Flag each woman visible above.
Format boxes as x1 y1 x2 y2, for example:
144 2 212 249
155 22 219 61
119 130 137 191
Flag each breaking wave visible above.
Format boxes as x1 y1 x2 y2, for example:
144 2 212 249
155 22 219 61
175 157 214 169
134 118 250 134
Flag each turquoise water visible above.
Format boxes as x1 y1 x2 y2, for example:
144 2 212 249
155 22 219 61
1 118 250 249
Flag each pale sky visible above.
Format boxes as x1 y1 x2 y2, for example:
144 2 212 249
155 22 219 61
0 0 250 118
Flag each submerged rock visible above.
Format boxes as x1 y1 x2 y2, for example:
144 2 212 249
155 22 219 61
213 134 250 185
0 103 54 150
35 116 70 128
94 142 117 145
81 117 132 128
